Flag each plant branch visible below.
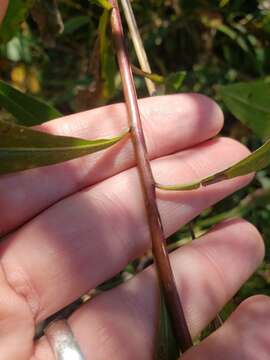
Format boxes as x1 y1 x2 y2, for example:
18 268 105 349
120 0 156 95
109 0 192 353
131 64 164 84
122 4 198 321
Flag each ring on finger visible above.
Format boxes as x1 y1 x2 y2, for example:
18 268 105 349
44 319 86 360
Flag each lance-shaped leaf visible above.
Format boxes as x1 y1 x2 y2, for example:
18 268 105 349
0 120 128 175
0 80 61 126
155 292 179 360
98 9 117 100
218 81 270 140
156 140 270 191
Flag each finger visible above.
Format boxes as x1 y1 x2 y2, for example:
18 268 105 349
0 0 8 23
182 295 270 360
0 94 223 234
0 264 34 360
1 137 253 322
34 219 264 360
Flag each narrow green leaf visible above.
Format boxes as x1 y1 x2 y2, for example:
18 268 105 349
0 120 128 175
156 181 200 191
203 140 270 183
98 10 117 99
62 16 90 35
0 0 34 43
156 181 201 191
155 292 179 360
0 80 61 126
90 0 112 10
218 81 270 140
217 25 249 52
157 140 270 191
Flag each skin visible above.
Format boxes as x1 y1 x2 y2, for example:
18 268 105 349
0 2 269 359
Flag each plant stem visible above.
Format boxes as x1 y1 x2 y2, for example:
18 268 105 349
120 0 156 95
109 0 192 352
198 187 270 228
121 4 197 349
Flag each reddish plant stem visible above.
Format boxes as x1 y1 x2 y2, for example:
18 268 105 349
109 0 192 353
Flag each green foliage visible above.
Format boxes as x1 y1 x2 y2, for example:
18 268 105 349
0 0 34 43
218 140 270 178
62 16 90 35
218 81 270 140
164 71 186 93
0 120 127 174
0 80 61 125
0 0 268 112
98 9 117 101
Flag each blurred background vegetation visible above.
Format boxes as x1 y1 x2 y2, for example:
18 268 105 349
1 0 270 333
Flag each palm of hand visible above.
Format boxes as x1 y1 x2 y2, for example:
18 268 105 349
0 93 268 359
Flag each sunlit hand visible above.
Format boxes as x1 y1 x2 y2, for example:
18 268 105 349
0 93 268 359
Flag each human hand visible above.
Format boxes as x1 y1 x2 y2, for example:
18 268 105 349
0 93 268 359
0 1 269 359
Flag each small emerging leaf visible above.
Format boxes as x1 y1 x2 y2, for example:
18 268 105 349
157 140 270 191
0 120 128 175
0 80 61 126
132 65 164 84
155 292 179 360
218 81 270 140
132 66 186 93
90 0 112 10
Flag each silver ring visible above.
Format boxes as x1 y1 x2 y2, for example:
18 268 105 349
44 319 86 360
